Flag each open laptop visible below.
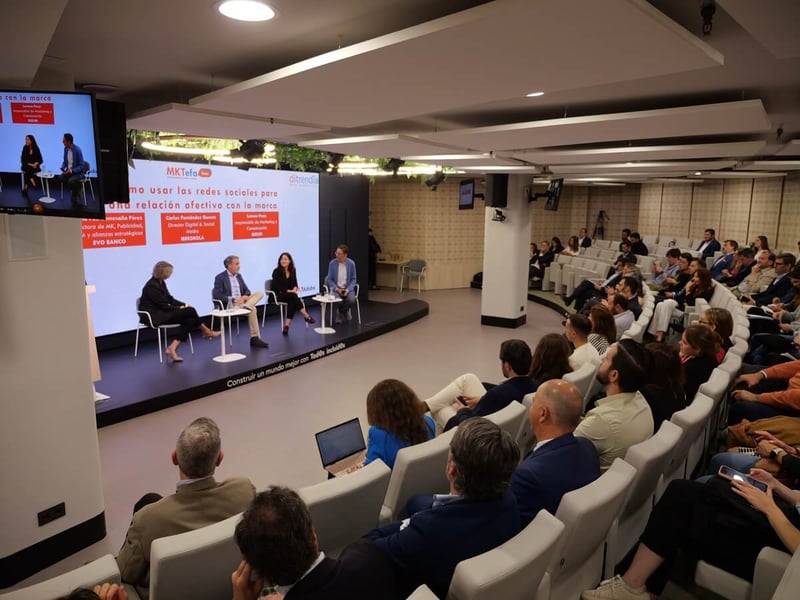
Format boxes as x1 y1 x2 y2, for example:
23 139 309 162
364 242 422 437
315 417 367 477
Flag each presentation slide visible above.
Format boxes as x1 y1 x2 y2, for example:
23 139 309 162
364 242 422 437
83 159 320 337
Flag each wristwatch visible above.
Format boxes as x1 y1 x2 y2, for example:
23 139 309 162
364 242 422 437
770 447 786 460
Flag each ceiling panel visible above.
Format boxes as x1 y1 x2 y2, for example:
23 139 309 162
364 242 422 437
192 0 722 128
776 140 800 157
738 161 800 171
550 160 737 174
299 134 465 158
423 100 771 151
718 0 800 58
126 104 326 140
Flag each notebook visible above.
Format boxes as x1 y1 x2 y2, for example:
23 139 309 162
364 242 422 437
315 417 367 477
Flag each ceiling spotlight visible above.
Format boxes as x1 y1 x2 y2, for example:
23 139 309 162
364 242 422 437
701 1 715 35
383 158 405 176
217 0 276 22
526 91 545 97
323 152 345 174
230 139 266 161
425 171 446 191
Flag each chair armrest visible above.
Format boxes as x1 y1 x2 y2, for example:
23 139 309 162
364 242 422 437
136 309 155 328
752 547 792 600
211 299 224 310
264 290 278 305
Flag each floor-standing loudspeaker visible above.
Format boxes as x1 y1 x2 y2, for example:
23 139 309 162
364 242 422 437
485 174 508 207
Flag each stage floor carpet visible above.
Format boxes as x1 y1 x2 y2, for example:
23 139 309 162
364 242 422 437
94 298 428 427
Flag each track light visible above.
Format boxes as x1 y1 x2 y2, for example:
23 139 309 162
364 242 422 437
230 139 266 161
425 171 446 191
383 158 405 176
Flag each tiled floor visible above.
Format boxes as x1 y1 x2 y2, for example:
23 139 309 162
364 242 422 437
14 287 711 598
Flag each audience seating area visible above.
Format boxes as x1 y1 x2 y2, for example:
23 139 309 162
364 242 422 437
10 232 800 600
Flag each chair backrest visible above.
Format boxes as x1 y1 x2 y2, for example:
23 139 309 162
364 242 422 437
665 394 714 481
381 427 456 522
264 278 274 292
697 368 731 407
447 510 565 600
773 545 800 600
0 555 119 600
407 259 427 271
408 585 440 599
299 460 391 555
621 420 682 515
547 459 637 592
563 361 598 400
485 401 528 443
148 512 242 600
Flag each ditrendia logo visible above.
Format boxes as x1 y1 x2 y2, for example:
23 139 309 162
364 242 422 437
288 173 318 186
166 166 212 179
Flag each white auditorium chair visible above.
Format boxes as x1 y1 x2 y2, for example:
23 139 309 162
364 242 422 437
147 512 242 600
605 421 683 576
379 428 456 525
518 393 536 456
299 459 391 556
0 554 120 600
485 401 528 443
447 510 565 600
695 546 793 600
407 585 440 599
659 394 714 496
546 458 637 600
564 361 598 401
773 545 800 600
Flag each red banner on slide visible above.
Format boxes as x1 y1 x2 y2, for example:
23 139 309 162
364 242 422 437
11 102 55 125
82 213 147 249
232 212 279 239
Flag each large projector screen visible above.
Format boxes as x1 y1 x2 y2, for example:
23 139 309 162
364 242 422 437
83 159 320 337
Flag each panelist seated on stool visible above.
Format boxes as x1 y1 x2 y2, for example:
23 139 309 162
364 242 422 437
325 244 358 323
213 255 269 348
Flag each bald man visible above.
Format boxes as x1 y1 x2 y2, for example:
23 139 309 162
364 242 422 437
510 380 601 527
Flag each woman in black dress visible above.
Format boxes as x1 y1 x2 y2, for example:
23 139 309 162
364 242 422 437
271 252 315 335
139 260 219 362
20 134 43 197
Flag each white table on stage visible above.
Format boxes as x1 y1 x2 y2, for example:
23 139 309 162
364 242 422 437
211 307 251 363
312 294 342 334
36 171 57 203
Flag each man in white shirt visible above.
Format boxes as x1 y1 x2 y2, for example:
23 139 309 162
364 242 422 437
565 314 600 371
575 340 654 470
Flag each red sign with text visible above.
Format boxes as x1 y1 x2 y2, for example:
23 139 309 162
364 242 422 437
232 212 280 240
161 213 221 245
11 102 55 125
82 213 147 249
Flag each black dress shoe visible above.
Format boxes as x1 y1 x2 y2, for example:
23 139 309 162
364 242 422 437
250 337 269 348
282 325 289 335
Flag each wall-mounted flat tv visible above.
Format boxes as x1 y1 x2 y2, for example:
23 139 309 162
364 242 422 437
0 90 105 219
459 178 475 210
544 178 564 211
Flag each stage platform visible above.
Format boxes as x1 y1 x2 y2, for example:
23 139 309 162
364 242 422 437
94 298 428 427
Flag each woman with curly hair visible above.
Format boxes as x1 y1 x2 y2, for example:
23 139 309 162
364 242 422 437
530 333 573 389
365 379 435 469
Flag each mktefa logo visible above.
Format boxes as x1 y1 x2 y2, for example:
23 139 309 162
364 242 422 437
166 166 213 179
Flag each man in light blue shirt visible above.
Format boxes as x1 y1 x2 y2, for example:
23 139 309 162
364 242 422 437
325 244 357 322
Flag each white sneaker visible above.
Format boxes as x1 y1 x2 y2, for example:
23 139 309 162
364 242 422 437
581 575 648 600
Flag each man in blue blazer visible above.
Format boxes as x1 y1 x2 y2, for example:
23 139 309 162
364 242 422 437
213 255 269 348
511 379 600 527
746 254 797 307
709 239 738 280
696 228 721 260
325 244 358 322
579 227 592 248
60 132 86 204
365 418 521 599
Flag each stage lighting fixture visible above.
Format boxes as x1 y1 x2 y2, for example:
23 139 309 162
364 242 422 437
230 139 266 161
326 152 345 174
383 158 405 175
425 171 446 190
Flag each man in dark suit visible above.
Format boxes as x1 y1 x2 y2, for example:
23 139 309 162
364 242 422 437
213 255 269 348
365 418 521 599
628 232 648 256
568 257 635 312
721 247 755 286
578 227 592 248
696 228 721 260
233 487 402 600
709 239 738 280
512 379 600 527
745 254 797 307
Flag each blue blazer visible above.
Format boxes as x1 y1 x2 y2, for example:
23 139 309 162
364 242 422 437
365 416 435 469
325 257 357 293
212 270 252 304
511 433 600 527
752 274 793 306
710 253 735 280
61 143 86 174
580 236 592 248
365 492 520 599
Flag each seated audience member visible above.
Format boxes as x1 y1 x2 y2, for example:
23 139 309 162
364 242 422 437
365 418 521 599
512 379 600 527
729 360 800 424
751 234 770 262
551 236 565 255
605 276 642 319
363 379 435 469
748 266 800 336
579 227 592 248
528 243 540 280
743 253 797 307
581 466 800 599
656 252 693 297
589 305 617 356
648 267 714 343
709 239 739 280
212 255 269 348
619 228 631 252
731 251 775 298
680 325 720 401
562 235 581 256
566 314 601 370
424 339 536 430
699 307 734 360
530 333 573 389
648 248 682 290
139 260 221 362
749 332 800 366
529 240 554 279
720 247 755 286
607 241 637 278
567 257 634 312
696 228 721 260
118 418 255 598
628 232 648 256
233 486 401 600
609 294 635 340
640 343 687 430
703 429 798 484
575 340 654 470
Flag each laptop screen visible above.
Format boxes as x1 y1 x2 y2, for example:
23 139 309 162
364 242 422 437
315 418 366 467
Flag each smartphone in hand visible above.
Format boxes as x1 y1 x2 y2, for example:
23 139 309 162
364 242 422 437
718 465 768 492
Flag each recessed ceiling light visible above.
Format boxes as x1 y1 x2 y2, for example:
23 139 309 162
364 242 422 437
526 91 545 97
217 0 276 22
694 171 702 175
